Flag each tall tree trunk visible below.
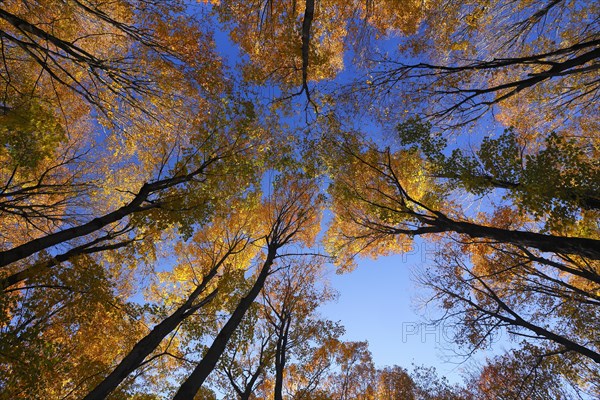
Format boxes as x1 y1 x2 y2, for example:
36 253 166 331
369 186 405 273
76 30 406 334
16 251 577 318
435 218 600 260
273 316 291 400
1 237 133 290
172 245 278 400
300 0 315 93
83 257 224 400
0 159 215 268
369 147 600 260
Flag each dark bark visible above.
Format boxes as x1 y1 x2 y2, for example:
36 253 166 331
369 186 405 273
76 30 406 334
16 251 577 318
409 38 600 75
0 5 165 108
224 328 271 400
83 289 217 400
298 0 315 105
273 315 291 400
580 195 600 211
1 228 134 290
70 0 164 50
375 210 600 260
225 360 263 400
0 8 100 64
516 247 600 286
240 367 262 400
172 245 278 400
432 217 600 261
82 247 232 400
243 368 262 400
367 149 600 260
1 241 131 291
235 365 263 400
300 0 315 92
371 38 600 124
476 45 600 104
504 312 600 364
0 157 216 268
389 39 600 109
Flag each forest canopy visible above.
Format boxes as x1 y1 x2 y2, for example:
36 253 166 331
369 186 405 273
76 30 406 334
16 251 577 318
0 0 598 399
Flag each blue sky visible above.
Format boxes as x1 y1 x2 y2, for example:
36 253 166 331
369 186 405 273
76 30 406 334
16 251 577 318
319 244 477 383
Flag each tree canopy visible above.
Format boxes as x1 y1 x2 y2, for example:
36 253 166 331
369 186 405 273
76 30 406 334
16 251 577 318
1 0 598 399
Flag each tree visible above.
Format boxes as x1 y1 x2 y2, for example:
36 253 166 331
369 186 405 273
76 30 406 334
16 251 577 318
469 345 595 399
328 341 376 400
355 0 599 130
82 201 255 400
397 118 600 220
261 257 339 400
213 301 273 400
419 238 600 367
207 0 423 105
0 95 267 283
172 175 323 399
326 140 600 263
0 253 148 399
324 121 599 392
2 0 598 398
0 0 231 278
0 0 226 257
0 0 220 117
408 365 467 400
211 257 343 400
0 3 274 396
317 1 600 395
376 366 416 400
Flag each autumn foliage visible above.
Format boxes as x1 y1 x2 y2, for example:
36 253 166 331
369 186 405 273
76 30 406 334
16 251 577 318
0 0 598 399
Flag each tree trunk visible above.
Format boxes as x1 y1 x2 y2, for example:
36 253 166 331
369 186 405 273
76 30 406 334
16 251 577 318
273 316 291 400
172 245 278 400
1 238 133 290
241 367 262 400
83 261 221 400
438 218 600 260
0 159 214 268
